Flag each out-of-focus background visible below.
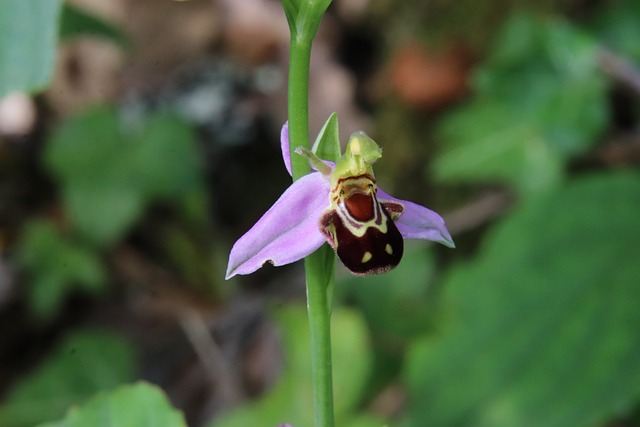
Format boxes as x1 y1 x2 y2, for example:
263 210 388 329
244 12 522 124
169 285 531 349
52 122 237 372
1 0 640 426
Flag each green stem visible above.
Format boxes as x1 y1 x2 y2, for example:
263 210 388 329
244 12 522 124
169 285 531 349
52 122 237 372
287 16 336 427
305 248 335 427
288 33 313 180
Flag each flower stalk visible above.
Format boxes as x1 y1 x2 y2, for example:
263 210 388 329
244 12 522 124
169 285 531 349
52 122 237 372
304 247 335 427
284 2 336 427
287 34 312 180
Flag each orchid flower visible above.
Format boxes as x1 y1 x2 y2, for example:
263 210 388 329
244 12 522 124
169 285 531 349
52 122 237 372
226 123 454 279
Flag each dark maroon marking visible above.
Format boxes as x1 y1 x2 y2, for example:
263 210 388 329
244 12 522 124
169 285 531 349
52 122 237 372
321 206 403 275
381 200 404 220
345 193 375 222
319 209 339 248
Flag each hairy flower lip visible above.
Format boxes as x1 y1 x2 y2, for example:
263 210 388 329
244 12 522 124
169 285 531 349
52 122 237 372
225 123 454 279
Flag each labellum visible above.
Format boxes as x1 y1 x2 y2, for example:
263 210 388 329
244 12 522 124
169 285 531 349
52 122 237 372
320 173 405 275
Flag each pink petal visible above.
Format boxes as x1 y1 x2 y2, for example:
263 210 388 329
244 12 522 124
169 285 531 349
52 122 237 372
281 122 292 176
378 188 455 248
226 172 330 279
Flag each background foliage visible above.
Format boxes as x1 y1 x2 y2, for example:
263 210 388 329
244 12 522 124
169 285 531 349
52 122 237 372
1 0 639 426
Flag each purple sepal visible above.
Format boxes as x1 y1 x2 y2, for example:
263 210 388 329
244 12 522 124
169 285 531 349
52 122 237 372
377 189 455 248
281 122 292 177
225 172 330 279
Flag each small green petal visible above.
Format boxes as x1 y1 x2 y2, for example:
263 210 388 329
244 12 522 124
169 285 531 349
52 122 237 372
312 112 341 163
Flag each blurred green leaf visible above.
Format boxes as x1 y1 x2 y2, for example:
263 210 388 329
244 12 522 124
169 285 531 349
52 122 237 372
435 13 608 197
477 14 607 155
59 4 130 48
0 330 136 427
213 305 384 427
45 107 202 247
0 0 62 97
17 220 106 319
589 0 640 61
65 182 143 248
406 172 640 427
435 100 564 195
134 113 202 200
37 382 186 427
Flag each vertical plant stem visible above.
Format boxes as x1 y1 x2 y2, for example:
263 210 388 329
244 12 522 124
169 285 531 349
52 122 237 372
288 29 336 427
305 249 335 427
288 34 312 180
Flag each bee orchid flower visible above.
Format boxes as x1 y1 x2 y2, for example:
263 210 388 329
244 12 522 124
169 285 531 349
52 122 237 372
225 123 454 279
